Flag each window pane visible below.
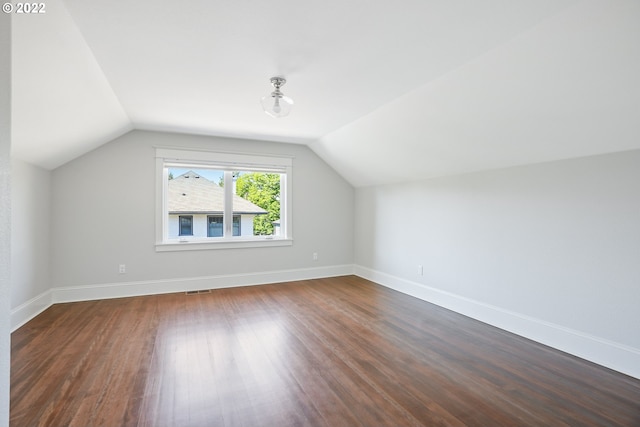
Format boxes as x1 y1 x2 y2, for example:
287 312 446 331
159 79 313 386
167 168 224 239
232 171 281 236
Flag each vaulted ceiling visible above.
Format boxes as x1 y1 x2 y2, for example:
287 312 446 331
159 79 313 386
11 0 640 186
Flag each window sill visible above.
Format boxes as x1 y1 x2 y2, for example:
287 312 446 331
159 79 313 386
155 238 293 252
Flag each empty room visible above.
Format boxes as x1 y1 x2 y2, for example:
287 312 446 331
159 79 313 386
2 0 640 426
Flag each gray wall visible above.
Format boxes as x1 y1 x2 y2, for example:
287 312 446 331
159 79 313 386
0 9 11 426
355 150 640 373
51 130 354 288
11 159 51 308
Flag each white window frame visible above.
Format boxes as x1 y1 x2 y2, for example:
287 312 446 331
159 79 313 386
155 147 293 251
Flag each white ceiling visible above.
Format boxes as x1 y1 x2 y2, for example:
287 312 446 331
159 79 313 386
11 0 640 186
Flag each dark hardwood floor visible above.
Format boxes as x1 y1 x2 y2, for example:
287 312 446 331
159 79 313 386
11 275 640 426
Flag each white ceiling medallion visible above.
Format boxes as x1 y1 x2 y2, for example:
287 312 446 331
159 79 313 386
261 77 293 118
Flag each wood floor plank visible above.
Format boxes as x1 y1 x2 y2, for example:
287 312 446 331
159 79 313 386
11 276 640 426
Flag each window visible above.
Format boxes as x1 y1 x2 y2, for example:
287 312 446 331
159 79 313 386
208 215 240 237
156 148 292 251
208 216 223 237
179 215 193 236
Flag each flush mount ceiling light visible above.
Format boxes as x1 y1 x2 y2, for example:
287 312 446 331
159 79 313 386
261 76 293 118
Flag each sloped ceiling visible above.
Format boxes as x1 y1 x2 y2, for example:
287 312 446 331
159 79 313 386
11 0 131 169
11 0 640 186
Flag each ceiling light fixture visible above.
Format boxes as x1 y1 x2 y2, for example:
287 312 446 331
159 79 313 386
261 76 293 118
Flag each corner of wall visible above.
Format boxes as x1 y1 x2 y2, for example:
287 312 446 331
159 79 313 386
1 9 12 426
10 290 52 332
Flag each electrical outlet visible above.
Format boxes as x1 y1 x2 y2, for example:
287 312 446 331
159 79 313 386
119 264 126 274
313 252 318 261
418 265 423 276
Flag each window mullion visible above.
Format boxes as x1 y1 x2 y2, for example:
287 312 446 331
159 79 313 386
161 165 169 242
223 171 233 238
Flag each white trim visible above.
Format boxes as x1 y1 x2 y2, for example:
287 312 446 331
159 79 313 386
223 171 233 237
353 265 640 380
51 265 354 304
156 156 167 243
14 265 637 381
156 147 293 249
155 238 293 252
11 290 53 332
11 266 353 331
155 147 293 169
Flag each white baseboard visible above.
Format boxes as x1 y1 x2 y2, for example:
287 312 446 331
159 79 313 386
354 265 640 380
11 265 354 332
13 264 639 381
51 264 355 304
11 290 52 332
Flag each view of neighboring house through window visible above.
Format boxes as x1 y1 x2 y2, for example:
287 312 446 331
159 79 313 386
167 169 269 239
156 148 292 250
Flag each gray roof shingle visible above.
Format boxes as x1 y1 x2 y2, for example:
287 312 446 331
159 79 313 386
168 171 267 215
